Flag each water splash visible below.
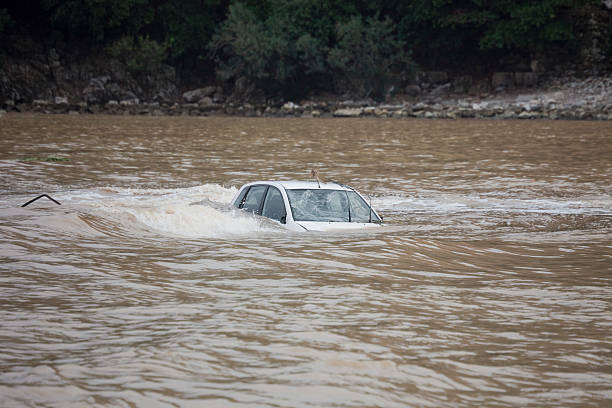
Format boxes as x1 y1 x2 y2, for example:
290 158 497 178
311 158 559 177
374 192 612 215
13 184 283 239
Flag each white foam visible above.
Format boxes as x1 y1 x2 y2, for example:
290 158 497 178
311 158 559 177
57 183 238 206
116 202 274 238
52 184 280 238
374 193 612 216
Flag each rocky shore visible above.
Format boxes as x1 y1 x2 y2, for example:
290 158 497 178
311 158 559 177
2 1 611 121
1 40 610 121
2 74 610 121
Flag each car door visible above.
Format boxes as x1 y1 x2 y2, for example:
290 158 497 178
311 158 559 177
240 185 267 215
261 186 287 223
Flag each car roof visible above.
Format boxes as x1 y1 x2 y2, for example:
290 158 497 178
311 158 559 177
244 180 353 191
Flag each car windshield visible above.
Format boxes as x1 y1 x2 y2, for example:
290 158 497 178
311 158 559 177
286 189 379 223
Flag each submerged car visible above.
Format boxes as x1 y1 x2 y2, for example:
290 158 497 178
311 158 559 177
231 180 383 231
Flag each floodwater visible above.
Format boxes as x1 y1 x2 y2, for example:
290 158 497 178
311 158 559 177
1 113 611 407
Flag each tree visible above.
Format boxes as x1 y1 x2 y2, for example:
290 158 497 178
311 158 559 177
105 35 168 75
0 8 13 34
399 0 598 59
42 0 153 42
328 15 411 99
158 0 226 59
210 0 352 99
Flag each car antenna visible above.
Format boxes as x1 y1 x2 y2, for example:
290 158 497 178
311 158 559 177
310 169 322 188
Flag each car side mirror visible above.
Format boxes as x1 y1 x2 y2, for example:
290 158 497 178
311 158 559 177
280 215 287 224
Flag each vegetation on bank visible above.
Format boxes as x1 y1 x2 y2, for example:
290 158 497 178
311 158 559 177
0 1 608 100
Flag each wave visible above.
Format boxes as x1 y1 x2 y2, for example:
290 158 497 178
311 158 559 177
6 185 611 241
374 192 612 216
7 184 283 239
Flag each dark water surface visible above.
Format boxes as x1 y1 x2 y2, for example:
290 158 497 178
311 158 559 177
1 113 611 407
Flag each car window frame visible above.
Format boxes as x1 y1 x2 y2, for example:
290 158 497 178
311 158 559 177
346 190 380 223
233 187 250 208
261 186 287 223
239 184 269 215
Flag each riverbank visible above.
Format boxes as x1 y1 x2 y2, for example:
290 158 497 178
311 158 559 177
2 74 610 121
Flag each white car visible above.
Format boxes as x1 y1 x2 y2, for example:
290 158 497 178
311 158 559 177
231 180 383 231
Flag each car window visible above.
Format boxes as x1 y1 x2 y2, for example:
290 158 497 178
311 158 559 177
347 191 379 222
262 187 286 222
286 189 349 222
242 185 267 215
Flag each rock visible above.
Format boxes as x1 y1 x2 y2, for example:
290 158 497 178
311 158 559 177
413 71 427 85
121 91 138 101
212 92 225 103
452 75 473 93
233 77 251 97
120 98 139 106
502 109 518 119
82 74 140 106
339 100 359 108
413 102 426 111
427 71 448 84
281 101 297 112
405 84 421 96
154 90 174 104
379 104 403 111
430 83 451 97
515 72 538 87
480 109 496 118
492 72 514 89
374 108 388 117
333 108 363 117
182 86 217 103
468 79 490 95
49 48 60 68
529 100 543 112
54 96 68 105
401 106 413 116
457 109 476 118
363 106 376 115
198 96 214 108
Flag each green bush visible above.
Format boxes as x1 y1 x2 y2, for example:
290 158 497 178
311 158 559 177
0 8 13 34
211 3 271 82
210 1 413 99
210 1 333 98
399 0 597 57
106 35 168 74
329 15 412 99
160 0 225 59
43 0 153 42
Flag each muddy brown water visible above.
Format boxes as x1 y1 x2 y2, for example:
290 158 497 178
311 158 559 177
1 113 611 407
